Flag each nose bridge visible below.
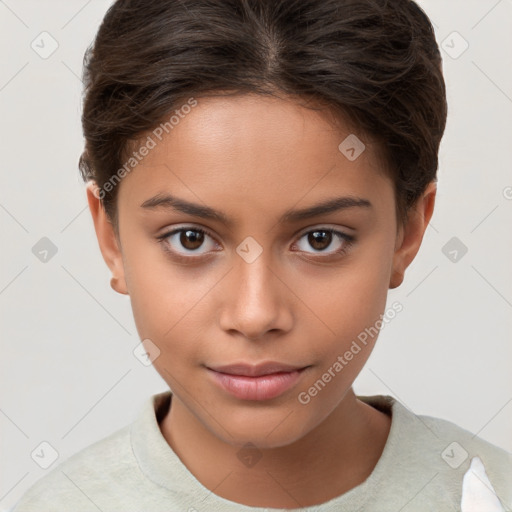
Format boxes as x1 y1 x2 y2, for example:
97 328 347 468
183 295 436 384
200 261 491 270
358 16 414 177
237 246 275 300
219 240 291 339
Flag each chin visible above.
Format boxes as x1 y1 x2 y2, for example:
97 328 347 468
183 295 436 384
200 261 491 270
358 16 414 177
204 403 315 450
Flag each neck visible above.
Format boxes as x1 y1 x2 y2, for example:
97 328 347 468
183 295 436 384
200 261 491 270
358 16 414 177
159 389 391 508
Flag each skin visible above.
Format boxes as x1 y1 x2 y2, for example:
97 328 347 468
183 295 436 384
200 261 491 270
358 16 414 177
86 93 435 508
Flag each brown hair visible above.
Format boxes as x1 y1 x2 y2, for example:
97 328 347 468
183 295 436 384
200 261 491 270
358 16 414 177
79 0 447 228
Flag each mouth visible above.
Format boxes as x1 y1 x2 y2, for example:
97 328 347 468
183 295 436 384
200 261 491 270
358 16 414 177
206 362 310 401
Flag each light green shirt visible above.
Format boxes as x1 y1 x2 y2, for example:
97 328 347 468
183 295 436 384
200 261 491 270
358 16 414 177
12 391 512 511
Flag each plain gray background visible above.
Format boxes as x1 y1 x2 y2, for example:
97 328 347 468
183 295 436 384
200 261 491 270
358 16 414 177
1 0 511 509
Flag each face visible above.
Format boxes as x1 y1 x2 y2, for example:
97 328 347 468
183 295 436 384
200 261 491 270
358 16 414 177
88 93 434 449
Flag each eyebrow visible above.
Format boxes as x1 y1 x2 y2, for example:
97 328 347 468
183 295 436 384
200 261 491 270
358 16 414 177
140 193 372 226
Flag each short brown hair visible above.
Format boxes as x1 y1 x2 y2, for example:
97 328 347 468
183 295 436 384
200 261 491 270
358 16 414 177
79 0 447 227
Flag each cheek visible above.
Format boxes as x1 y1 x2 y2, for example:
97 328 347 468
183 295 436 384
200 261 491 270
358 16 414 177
293 264 392 421
305 249 393 341
295 237 395 402
121 239 181 339
123 242 219 370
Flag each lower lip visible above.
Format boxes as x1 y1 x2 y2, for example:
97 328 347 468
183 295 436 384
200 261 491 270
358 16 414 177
208 368 307 401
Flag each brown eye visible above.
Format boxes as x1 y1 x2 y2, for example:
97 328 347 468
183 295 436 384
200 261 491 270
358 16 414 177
179 229 205 250
294 227 355 257
158 226 218 259
308 230 332 251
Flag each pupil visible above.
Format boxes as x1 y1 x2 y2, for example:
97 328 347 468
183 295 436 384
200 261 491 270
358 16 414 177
309 230 331 250
181 230 204 250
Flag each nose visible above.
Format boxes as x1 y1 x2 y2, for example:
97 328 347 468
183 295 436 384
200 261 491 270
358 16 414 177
218 250 293 341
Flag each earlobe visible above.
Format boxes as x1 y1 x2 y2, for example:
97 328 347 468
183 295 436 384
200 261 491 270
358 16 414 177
110 276 128 295
389 268 404 290
86 182 129 295
389 182 437 290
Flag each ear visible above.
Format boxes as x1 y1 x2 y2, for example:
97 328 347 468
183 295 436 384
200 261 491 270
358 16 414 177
86 182 129 295
389 181 437 289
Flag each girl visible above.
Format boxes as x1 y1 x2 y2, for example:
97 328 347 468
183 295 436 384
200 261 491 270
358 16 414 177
13 0 512 510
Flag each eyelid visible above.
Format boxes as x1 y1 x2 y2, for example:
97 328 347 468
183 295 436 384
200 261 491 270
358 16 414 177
157 223 218 241
157 224 221 251
291 226 355 255
295 223 354 238
157 223 355 260
158 223 352 242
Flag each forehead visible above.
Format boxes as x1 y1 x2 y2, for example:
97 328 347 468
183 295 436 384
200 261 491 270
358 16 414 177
117 93 393 219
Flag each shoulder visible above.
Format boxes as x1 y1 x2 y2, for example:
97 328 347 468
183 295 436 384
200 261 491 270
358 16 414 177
359 395 512 509
419 411 512 502
390 396 512 509
11 424 140 511
11 392 177 512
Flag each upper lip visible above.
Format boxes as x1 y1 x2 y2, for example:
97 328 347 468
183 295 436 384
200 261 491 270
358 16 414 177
207 362 307 377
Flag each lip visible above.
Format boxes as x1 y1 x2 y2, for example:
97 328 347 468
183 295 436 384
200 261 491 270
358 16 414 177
208 362 305 377
206 362 309 401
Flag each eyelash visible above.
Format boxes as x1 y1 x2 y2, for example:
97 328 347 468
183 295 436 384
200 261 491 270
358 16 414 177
156 225 355 263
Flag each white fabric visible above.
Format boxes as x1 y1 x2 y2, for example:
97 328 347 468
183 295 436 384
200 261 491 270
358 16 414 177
461 456 505 512
10 392 512 511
